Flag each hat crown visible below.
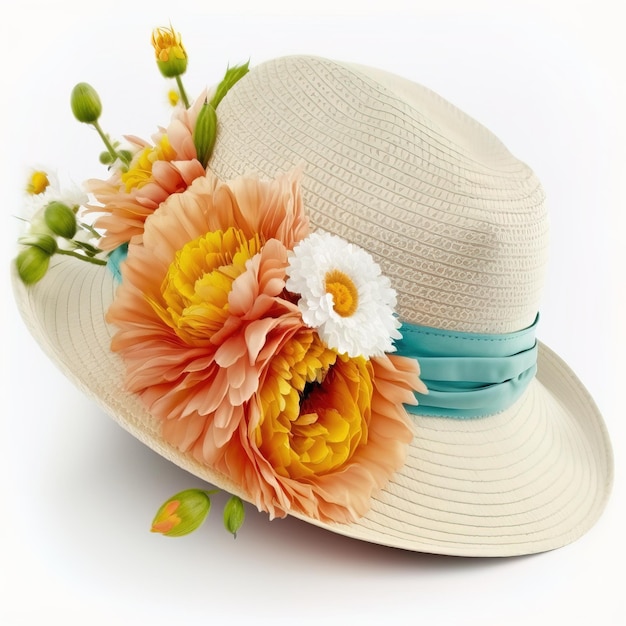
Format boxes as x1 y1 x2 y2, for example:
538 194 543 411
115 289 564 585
210 55 549 334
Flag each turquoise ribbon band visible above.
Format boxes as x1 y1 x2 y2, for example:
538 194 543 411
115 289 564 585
395 316 539 419
107 244 128 283
107 243 537 418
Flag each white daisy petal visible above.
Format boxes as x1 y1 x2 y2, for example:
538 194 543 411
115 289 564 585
23 175 88 219
286 231 401 358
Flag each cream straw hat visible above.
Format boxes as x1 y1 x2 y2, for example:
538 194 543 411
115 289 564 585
12 55 613 557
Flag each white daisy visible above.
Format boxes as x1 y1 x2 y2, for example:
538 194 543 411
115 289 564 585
285 231 402 358
23 171 88 219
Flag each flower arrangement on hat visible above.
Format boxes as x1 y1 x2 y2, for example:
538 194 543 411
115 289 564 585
15 25 427 539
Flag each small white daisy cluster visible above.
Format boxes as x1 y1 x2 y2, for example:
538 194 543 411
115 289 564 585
23 170 88 223
286 231 402 358
15 168 105 285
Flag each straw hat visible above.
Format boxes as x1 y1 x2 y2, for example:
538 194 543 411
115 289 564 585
12 55 613 557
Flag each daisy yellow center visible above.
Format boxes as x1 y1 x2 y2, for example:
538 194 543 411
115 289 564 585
256 331 372 480
121 134 177 192
168 89 180 107
152 226 261 345
325 269 358 317
26 171 50 195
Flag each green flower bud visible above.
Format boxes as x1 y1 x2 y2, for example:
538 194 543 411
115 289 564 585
18 233 58 256
71 82 102 123
223 495 245 538
150 489 212 537
44 201 77 239
156 55 188 79
16 246 51 284
193 101 217 168
99 151 113 165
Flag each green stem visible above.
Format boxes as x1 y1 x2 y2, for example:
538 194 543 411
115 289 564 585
57 248 107 266
78 222 102 239
176 75 190 108
92 121 123 164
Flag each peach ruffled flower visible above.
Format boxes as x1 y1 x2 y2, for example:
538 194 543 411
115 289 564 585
107 169 427 524
87 93 208 250
224 330 425 523
107 168 309 452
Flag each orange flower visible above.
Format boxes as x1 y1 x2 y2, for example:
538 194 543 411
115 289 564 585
217 330 423 523
107 168 427 524
107 169 309 455
87 93 208 250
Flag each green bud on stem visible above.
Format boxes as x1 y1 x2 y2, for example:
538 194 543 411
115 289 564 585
44 201 77 239
18 233 58 256
99 151 113 165
223 495 245 538
16 245 52 284
70 82 102 124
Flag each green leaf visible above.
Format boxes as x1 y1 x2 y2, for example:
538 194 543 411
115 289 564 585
209 61 250 109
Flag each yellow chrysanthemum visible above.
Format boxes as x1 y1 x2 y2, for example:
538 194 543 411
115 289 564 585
255 330 375 480
121 134 178 192
107 169 423 525
152 226 262 345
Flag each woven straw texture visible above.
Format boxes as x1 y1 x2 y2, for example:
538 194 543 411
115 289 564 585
211 56 549 333
12 257 612 556
12 55 613 556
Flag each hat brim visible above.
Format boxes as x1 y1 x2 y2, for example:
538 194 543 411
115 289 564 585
12 255 613 557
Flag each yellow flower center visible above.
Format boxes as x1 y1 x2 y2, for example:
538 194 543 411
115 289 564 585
325 269 358 317
152 227 262 345
168 89 180 107
256 331 372 479
26 170 50 195
121 135 177 192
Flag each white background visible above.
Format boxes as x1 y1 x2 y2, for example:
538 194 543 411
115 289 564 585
2 1 624 624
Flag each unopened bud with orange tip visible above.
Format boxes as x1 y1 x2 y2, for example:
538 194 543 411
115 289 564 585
150 489 213 537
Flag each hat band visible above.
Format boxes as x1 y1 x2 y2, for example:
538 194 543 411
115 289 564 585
395 316 539 419
107 246 537 418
